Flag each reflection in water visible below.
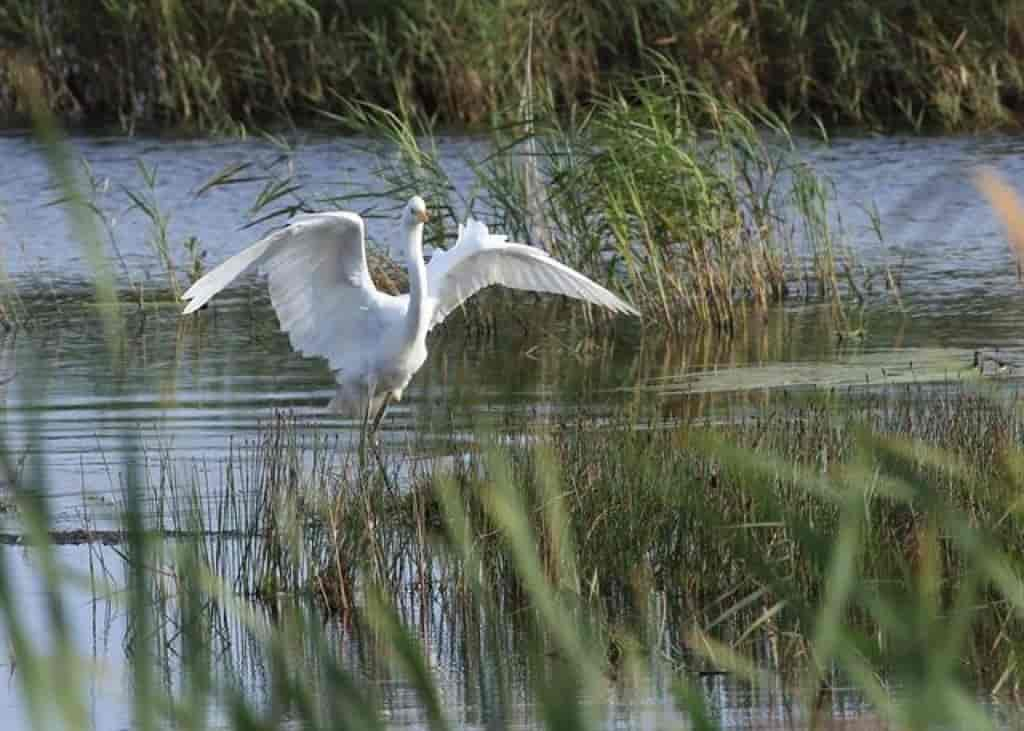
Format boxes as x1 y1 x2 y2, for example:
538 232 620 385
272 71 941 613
0 540 883 730
0 331 12 490
3 291 1024 518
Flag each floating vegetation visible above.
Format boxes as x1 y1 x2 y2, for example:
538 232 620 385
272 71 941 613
644 347 996 396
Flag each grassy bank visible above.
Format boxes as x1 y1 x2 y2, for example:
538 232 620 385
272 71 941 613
2 0 1023 133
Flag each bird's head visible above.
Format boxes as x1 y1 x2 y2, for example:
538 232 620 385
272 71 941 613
403 196 430 226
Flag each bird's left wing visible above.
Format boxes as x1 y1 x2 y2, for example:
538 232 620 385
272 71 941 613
425 219 638 331
183 212 404 375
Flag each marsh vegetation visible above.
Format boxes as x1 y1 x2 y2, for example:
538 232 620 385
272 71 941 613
3 1 1024 133
11 373 1024 730
4 16 1024 729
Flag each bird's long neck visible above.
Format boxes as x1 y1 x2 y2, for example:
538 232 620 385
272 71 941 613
404 223 429 345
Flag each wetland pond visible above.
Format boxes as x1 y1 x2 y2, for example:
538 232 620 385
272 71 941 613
3 131 1024 729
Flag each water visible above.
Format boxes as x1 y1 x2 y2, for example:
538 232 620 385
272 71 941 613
4 130 1024 728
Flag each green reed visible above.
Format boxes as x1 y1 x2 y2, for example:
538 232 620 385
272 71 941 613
310 72 853 333
98 383 1024 698
7 54 865 334
3 0 1024 133
10 381 1024 729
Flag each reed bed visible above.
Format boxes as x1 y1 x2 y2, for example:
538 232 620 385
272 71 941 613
237 76 860 333
7 39 1024 731
3 1 1023 133
8 382 1024 729
132 387 1024 681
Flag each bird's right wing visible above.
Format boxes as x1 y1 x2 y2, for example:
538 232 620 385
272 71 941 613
182 212 403 374
425 218 638 331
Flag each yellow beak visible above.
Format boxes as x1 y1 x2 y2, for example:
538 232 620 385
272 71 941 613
416 210 430 224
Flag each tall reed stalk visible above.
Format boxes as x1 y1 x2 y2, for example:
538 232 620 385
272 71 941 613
317 72 853 333
3 1 1024 133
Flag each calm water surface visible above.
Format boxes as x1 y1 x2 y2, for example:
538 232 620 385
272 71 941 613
3 131 1024 728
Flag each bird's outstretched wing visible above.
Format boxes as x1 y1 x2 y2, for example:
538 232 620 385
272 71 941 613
425 218 638 330
182 212 404 374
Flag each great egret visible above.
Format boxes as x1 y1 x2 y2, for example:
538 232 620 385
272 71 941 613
182 196 638 431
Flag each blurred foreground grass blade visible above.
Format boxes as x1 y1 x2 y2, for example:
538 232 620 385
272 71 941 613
122 431 161 731
18 61 123 356
533 442 580 595
175 542 212 731
976 167 1024 271
671 679 719 731
680 420 1006 728
806 493 862 704
479 447 605 699
685 627 778 689
195 562 386 731
0 549 48 729
0 349 90 730
365 588 449 731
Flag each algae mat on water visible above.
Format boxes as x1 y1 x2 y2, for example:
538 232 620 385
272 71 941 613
642 348 1016 396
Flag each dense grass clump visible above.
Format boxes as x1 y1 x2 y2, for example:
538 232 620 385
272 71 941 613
133 386 1024 696
3 0 1024 132
301 81 855 333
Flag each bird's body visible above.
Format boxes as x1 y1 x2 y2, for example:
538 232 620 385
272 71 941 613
182 197 638 426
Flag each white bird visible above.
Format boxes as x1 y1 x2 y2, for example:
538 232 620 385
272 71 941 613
182 196 638 431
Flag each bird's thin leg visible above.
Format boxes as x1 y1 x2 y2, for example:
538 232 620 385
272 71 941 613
370 394 394 492
370 393 392 441
357 392 374 477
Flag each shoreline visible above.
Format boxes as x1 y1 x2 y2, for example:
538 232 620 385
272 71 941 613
3 2 1023 135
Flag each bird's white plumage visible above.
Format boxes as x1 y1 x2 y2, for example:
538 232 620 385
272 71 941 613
182 212 407 386
425 219 638 330
260 214 399 375
182 197 637 424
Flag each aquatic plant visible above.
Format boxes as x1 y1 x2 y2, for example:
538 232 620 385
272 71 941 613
10 379 1024 729
317 75 852 333
3 1 1024 133
7 19 865 335
134 385 1024 686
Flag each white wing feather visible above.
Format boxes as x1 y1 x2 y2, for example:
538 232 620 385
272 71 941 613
182 212 406 376
181 228 280 315
425 219 637 330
